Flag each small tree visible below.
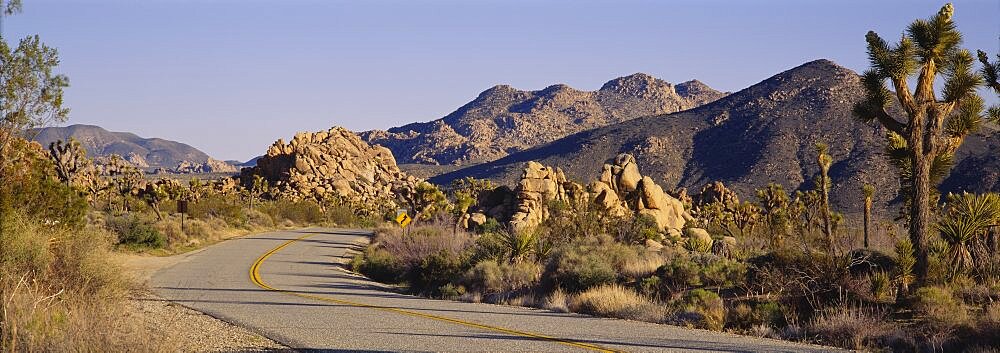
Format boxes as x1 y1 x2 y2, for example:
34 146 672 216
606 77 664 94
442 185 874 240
815 143 835 250
863 184 875 249
854 3 986 286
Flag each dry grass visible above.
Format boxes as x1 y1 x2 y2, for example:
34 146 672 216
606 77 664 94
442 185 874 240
808 307 897 350
569 284 668 323
543 288 570 313
0 211 171 352
620 252 665 279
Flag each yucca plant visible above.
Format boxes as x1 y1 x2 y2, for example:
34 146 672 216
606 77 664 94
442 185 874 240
869 270 893 302
498 228 536 264
895 239 917 293
936 193 1000 277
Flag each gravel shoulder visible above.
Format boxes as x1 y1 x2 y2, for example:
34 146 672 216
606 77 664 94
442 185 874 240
117 249 289 352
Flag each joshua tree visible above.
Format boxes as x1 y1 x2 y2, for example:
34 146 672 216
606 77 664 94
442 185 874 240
977 50 1000 121
48 138 91 187
854 3 987 286
815 143 834 250
863 184 875 249
247 174 268 210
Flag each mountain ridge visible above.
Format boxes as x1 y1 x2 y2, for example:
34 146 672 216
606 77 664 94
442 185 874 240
359 73 727 166
428 59 903 213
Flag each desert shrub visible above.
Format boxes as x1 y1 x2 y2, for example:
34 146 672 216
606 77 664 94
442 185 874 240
325 203 359 226
745 248 850 311
570 284 667 322
543 237 646 292
913 286 970 350
360 224 474 293
655 252 745 294
261 199 326 224
620 252 666 279
411 250 465 295
0 140 87 228
105 214 165 249
354 247 403 283
808 307 897 350
727 301 787 331
463 260 540 294
611 214 661 244
188 193 246 226
674 289 725 331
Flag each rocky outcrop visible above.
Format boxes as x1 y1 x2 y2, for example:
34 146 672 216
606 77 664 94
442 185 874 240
588 154 692 234
509 161 588 230
240 127 422 214
168 158 239 174
501 154 692 235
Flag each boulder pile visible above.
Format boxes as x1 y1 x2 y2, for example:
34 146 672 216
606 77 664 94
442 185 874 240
240 127 422 213
503 154 692 235
168 158 238 174
509 161 588 230
587 154 692 235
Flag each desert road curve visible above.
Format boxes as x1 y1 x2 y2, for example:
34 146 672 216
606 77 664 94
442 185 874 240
151 228 842 352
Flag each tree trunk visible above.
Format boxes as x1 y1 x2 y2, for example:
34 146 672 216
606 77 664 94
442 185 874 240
863 201 871 249
821 179 833 251
910 153 933 287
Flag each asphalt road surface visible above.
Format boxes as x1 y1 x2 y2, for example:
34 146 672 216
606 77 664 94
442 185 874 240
151 228 841 352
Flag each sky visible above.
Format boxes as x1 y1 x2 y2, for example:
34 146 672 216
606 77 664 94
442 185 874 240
4 0 999 162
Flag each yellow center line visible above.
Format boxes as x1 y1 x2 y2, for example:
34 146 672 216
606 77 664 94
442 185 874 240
249 232 618 353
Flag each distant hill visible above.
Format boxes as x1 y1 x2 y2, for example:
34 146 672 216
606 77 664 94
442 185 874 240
359 73 726 166
31 124 216 169
430 60 904 213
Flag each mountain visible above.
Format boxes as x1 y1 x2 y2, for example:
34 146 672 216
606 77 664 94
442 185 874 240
430 59 904 214
359 73 726 166
31 124 216 169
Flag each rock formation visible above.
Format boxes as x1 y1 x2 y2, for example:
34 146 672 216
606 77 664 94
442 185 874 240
509 161 587 230
502 154 692 235
240 127 423 214
588 154 692 234
169 158 238 174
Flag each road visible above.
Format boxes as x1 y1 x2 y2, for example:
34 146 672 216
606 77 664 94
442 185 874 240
151 228 840 352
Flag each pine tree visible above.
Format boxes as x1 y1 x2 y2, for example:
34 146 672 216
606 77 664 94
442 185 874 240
854 3 987 287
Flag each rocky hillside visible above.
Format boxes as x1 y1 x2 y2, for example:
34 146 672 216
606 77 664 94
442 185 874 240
430 60 901 214
359 74 726 166
31 124 219 170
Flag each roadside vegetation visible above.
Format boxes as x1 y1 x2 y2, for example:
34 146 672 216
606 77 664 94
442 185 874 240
0 2 368 349
350 4 1000 352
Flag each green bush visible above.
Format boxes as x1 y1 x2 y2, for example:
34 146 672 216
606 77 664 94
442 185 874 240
675 289 726 331
411 250 465 295
727 301 786 330
463 260 539 294
105 215 165 249
188 194 246 226
544 243 618 292
260 199 325 224
656 253 746 293
325 204 359 226
355 247 403 283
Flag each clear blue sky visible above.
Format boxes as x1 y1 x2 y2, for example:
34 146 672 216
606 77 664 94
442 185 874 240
5 0 999 162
